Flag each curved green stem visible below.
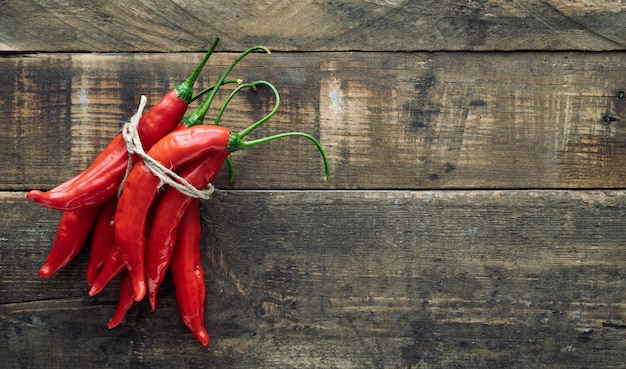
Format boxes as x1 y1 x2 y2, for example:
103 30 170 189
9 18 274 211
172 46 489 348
215 81 280 182
214 82 259 125
226 157 236 183
190 78 243 102
224 79 329 181
183 45 271 128
175 37 220 104
228 81 280 137
214 81 279 128
228 131 330 180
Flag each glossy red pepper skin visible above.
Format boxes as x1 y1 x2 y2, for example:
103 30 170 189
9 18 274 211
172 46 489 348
26 41 222 211
146 151 229 311
86 197 117 286
107 271 135 329
115 125 232 301
88 245 125 296
38 205 101 278
89 188 163 297
170 198 210 346
26 90 189 211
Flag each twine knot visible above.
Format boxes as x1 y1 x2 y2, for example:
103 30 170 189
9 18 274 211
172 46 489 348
118 95 215 199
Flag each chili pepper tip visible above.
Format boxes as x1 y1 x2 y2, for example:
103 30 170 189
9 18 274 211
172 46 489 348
87 286 98 297
195 330 210 346
132 281 146 302
38 264 53 278
148 292 158 312
26 189 43 201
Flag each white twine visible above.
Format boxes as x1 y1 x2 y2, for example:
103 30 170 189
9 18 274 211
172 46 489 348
118 95 215 199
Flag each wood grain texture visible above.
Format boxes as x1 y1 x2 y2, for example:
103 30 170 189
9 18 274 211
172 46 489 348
3 51 626 191
4 2 626 367
3 190 626 368
1 0 625 52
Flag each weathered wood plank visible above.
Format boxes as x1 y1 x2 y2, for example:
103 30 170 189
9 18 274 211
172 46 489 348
3 51 626 191
1 0 625 52
201 189 626 368
4 190 626 368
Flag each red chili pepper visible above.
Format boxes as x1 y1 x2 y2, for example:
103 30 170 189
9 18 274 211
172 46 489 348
117 80 329 302
87 243 125 296
38 206 101 278
88 190 162 297
170 198 210 346
114 76 261 302
106 271 136 329
89 80 252 299
26 38 221 211
37 169 103 278
86 197 117 286
145 80 277 310
146 152 228 311
116 125 232 301
29 45 333 345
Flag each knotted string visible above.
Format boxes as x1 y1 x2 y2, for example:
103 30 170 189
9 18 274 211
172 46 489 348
118 95 215 199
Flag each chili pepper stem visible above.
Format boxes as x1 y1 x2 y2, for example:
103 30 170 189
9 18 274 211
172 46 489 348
228 131 330 180
226 157 236 183
190 78 243 102
213 81 281 182
175 37 220 104
215 80 329 180
183 45 271 128
214 81 278 126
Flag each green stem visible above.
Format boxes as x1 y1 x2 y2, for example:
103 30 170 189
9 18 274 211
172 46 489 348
224 81 280 136
183 46 271 128
228 131 330 181
175 37 220 104
190 78 242 102
226 157 236 183
213 82 258 125
214 81 279 182
214 81 280 128
223 79 329 181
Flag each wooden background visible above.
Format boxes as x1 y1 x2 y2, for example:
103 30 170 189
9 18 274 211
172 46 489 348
2 1 626 368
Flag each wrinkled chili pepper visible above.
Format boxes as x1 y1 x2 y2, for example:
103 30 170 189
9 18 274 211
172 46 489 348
106 271 135 329
26 38 222 211
170 198 210 345
38 205 101 278
145 152 228 310
116 125 232 301
146 81 279 310
88 189 163 297
86 197 117 286
88 243 125 296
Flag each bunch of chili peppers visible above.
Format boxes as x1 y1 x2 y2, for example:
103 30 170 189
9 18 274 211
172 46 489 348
27 38 329 346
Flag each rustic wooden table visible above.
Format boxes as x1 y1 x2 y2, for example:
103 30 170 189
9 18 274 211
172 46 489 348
2 1 626 368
